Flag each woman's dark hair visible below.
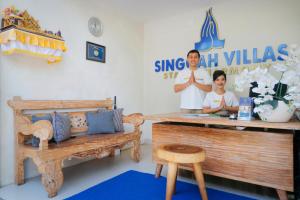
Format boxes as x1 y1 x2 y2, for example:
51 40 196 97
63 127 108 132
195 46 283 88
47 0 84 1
187 49 200 58
213 70 226 81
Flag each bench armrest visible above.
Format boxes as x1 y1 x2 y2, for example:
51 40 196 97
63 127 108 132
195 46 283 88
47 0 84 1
16 115 53 149
31 120 53 140
31 120 53 150
123 113 144 129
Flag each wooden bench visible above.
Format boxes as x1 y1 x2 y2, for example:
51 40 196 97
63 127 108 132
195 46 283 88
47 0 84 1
8 97 144 198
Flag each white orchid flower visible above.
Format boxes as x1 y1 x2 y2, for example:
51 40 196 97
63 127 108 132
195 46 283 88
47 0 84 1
252 86 267 95
273 63 288 72
288 86 300 93
263 95 273 102
266 88 276 95
284 95 293 101
254 98 265 104
281 70 300 85
253 107 262 113
234 69 254 92
258 74 277 88
235 44 300 113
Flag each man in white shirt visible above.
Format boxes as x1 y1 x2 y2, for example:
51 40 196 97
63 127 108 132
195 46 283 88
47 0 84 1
174 50 212 113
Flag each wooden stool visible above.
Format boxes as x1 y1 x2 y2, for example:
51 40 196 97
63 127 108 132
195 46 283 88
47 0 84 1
156 144 208 200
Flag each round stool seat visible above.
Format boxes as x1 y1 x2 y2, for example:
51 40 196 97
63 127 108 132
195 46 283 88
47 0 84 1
157 144 205 164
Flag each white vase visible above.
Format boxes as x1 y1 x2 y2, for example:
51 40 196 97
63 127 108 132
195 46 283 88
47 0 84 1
258 101 296 122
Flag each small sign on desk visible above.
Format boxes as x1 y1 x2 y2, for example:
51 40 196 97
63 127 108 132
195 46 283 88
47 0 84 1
238 97 252 121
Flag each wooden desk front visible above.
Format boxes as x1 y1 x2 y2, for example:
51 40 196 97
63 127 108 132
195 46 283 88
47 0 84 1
145 113 300 200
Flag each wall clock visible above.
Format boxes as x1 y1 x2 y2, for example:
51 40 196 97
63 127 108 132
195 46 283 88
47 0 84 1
88 17 103 37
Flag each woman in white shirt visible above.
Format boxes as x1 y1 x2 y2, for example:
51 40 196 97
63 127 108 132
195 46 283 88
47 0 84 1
203 70 239 115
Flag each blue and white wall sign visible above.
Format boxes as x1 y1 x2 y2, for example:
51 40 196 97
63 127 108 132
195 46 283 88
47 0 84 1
154 44 288 72
153 8 289 78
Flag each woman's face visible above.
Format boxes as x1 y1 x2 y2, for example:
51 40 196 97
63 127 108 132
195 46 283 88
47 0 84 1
214 75 226 89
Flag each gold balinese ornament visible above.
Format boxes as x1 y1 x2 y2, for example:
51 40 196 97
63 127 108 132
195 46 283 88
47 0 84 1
0 6 67 63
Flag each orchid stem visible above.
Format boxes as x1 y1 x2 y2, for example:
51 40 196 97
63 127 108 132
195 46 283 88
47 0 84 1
275 72 284 98
279 72 284 82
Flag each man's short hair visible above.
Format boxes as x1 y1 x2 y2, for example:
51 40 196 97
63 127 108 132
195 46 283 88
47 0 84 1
187 49 200 58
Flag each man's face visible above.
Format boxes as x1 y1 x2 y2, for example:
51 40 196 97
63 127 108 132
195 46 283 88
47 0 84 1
187 53 200 67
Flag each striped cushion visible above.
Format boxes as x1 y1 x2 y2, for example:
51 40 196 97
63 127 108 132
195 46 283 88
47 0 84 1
98 108 124 132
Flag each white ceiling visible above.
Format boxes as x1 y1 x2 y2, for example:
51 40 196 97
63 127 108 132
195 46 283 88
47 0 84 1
97 0 220 23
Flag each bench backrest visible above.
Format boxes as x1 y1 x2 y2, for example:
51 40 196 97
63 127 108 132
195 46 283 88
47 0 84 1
8 96 114 134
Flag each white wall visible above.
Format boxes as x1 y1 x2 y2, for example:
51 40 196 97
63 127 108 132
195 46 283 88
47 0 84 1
0 0 144 186
143 0 300 141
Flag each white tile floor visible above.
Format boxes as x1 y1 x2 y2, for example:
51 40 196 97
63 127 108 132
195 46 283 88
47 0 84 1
0 144 283 200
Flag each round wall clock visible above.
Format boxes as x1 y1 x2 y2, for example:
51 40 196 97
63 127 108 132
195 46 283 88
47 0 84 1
88 17 103 37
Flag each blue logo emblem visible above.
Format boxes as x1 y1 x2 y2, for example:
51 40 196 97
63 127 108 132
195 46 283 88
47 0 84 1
195 8 225 51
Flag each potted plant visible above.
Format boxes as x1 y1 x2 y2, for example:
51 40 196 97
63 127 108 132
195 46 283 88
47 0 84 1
235 45 300 122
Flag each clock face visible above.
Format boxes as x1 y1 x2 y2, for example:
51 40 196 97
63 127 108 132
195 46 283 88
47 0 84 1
88 17 103 37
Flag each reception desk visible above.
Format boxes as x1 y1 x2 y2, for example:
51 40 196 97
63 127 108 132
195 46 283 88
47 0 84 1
145 113 300 200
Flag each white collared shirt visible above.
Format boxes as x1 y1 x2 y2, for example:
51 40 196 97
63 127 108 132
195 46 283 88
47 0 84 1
203 90 239 109
175 68 212 109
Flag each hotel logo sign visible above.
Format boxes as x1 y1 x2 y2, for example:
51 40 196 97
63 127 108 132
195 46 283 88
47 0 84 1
195 8 225 51
153 8 288 79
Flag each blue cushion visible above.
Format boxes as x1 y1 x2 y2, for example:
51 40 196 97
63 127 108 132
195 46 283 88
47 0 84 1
31 114 53 147
86 111 115 134
52 112 71 143
32 114 53 123
98 108 124 132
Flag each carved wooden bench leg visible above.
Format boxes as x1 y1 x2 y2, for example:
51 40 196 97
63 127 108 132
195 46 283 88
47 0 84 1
131 137 141 162
15 152 25 185
109 149 115 157
36 159 64 198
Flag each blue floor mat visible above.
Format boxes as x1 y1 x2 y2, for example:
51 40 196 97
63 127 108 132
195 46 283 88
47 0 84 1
66 170 256 200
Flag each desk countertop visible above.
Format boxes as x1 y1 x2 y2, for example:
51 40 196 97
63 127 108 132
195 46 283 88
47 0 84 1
144 112 300 130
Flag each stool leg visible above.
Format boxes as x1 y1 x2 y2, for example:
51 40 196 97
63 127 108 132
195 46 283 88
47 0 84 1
166 162 178 200
155 164 163 178
173 167 178 195
193 163 208 200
